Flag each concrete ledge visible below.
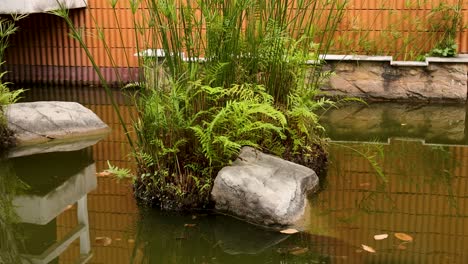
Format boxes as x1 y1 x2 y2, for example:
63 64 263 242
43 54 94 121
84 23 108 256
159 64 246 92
318 54 468 66
134 50 468 102
136 50 468 66
0 0 87 14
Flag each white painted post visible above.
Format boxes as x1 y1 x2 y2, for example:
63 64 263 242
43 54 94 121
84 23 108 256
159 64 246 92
77 195 91 255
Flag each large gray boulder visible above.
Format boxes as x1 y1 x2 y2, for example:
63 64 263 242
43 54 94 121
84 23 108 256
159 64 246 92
211 146 319 226
5 101 110 157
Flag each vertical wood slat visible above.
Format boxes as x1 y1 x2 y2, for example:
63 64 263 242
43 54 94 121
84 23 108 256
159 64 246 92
2 0 467 84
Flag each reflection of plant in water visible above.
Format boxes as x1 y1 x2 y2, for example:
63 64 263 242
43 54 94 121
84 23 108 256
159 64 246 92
0 160 27 263
387 141 459 210
322 142 395 221
328 140 460 218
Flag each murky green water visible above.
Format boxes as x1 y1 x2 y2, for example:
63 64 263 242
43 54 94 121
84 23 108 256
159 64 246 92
1 86 468 263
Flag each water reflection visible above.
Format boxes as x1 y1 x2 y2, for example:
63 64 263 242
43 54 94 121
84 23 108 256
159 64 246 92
11 85 468 263
132 210 359 263
0 148 96 263
320 102 468 145
311 139 468 263
0 158 25 263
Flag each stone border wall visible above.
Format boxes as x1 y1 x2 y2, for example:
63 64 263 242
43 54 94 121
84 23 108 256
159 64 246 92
138 50 468 103
319 55 468 102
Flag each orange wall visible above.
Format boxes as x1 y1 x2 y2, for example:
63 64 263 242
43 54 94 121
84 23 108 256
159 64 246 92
2 0 467 83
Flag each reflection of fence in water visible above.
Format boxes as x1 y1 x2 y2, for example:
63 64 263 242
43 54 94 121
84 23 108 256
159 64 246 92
56 176 138 264
5 149 96 263
21 86 138 264
320 140 468 263
23 85 136 173
21 85 468 262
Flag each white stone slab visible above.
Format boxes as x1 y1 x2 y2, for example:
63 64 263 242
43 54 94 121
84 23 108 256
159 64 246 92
6 101 110 146
0 0 87 14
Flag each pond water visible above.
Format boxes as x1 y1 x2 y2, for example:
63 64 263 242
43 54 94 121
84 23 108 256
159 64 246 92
2 86 468 263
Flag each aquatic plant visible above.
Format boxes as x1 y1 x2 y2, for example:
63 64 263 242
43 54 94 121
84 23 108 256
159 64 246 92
0 74 21 151
0 160 27 263
0 17 25 152
426 1 464 58
54 0 348 209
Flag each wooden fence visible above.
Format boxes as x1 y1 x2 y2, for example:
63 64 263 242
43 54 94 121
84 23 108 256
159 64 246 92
2 0 467 84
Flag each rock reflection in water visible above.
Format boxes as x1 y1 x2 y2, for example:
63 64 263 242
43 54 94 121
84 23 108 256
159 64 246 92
132 210 359 263
0 148 96 263
320 102 467 145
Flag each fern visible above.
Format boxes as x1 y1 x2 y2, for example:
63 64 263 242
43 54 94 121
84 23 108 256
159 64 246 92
54 0 350 209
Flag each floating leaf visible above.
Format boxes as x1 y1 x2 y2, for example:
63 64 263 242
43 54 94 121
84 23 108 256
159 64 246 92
394 233 413 242
397 244 407 250
290 247 309 255
361 244 376 253
374 234 388 240
280 228 299 234
184 223 196 227
95 237 112 246
127 239 135 244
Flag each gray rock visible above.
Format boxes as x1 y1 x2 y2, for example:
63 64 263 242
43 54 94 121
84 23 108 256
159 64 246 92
211 147 319 226
5 101 110 156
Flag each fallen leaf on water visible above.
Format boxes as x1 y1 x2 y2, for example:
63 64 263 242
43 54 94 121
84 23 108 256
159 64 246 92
394 233 413 242
397 244 407 250
127 239 135 244
280 228 299 234
115 238 122 242
96 171 112 177
95 237 112 246
361 244 376 253
290 247 309 255
184 223 197 227
374 234 388 240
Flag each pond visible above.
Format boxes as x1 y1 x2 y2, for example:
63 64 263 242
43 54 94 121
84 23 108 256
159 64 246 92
1 85 468 263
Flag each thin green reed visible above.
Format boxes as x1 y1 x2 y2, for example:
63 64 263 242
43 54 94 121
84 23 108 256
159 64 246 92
49 6 139 162
110 0 132 73
55 0 348 209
